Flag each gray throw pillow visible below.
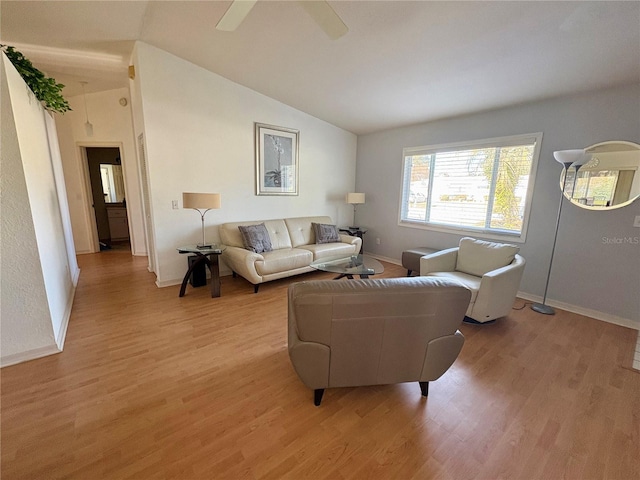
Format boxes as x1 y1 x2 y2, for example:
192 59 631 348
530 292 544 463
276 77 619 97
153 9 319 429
312 222 340 244
238 223 273 253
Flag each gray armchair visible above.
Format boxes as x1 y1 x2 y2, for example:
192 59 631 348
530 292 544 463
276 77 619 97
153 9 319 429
288 277 471 405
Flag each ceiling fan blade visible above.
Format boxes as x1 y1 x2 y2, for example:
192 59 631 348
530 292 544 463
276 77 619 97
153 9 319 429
216 0 258 31
298 1 348 40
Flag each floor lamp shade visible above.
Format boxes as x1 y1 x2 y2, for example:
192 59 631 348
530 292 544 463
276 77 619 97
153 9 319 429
182 193 221 248
553 149 590 166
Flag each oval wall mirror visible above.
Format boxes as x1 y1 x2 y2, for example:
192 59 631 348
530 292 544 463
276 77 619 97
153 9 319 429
561 140 640 210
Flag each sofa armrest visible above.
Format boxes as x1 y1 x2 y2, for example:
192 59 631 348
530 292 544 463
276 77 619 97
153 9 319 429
339 234 362 253
421 330 465 381
288 282 331 389
420 248 458 275
472 254 526 321
221 246 264 284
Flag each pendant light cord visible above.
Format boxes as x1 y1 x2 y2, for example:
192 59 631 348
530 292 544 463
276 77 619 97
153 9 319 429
80 82 90 123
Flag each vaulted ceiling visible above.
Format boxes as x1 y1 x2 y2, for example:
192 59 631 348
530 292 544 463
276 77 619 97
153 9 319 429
2 1 639 134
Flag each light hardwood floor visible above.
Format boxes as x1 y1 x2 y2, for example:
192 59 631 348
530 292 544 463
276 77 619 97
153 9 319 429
2 250 639 479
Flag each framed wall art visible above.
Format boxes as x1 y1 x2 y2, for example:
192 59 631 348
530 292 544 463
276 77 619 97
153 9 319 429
255 123 299 196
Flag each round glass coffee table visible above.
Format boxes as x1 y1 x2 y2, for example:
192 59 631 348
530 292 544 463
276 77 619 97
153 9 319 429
310 254 384 279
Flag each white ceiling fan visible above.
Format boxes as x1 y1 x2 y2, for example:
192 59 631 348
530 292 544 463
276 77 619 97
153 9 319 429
216 0 348 40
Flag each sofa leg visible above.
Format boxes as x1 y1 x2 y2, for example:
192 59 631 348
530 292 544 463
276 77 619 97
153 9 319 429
314 389 325 406
407 269 413 276
232 271 237 278
419 381 429 397
254 284 260 294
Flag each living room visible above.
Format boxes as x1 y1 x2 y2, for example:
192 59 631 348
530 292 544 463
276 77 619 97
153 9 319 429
1 1 639 478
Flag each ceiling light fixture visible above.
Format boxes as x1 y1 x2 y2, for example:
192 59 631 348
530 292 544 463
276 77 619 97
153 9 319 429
80 81 93 137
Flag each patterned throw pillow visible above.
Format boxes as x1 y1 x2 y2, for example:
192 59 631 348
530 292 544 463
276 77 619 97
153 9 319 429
238 223 273 253
312 222 340 244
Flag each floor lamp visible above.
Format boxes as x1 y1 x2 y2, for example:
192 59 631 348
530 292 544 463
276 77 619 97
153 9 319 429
531 149 590 315
182 192 221 249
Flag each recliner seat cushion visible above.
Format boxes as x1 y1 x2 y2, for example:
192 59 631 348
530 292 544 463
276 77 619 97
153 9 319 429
456 237 519 277
428 272 479 303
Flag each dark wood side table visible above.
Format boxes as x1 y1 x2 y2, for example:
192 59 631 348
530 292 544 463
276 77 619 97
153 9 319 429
339 227 367 239
177 245 225 298
339 227 367 250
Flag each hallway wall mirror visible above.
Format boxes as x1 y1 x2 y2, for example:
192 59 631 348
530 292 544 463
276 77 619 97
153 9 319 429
562 140 640 210
100 163 125 203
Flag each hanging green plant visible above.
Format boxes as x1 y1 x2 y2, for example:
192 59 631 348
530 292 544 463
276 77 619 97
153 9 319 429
1 44 71 113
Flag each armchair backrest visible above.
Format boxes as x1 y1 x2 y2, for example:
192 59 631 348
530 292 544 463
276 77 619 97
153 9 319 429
455 237 520 277
288 277 471 390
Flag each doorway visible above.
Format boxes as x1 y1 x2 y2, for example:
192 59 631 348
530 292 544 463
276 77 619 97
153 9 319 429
85 147 130 251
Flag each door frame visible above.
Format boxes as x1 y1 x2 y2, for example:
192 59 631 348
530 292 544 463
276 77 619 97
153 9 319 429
78 142 128 253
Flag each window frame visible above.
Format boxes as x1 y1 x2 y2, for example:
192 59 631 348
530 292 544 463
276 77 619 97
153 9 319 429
397 133 543 243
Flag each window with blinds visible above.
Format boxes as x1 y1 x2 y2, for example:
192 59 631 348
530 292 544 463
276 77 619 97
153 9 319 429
399 133 542 240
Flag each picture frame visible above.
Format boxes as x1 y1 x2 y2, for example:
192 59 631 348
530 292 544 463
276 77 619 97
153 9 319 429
255 123 299 196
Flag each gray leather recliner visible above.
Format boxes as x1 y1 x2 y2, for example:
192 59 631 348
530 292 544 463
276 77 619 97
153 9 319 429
288 276 471 405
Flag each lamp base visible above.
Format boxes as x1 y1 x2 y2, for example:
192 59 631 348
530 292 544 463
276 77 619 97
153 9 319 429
197 243 212 249
531 303 555 315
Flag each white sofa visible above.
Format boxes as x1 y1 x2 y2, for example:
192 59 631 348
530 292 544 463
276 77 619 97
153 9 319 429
219 216 362 292
420 237 525 323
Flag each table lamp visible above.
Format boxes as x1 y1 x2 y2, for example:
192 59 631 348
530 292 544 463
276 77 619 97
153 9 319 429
346 192 365 229
183 192 221 249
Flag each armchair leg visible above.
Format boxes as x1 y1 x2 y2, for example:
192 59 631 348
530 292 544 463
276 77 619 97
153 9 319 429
419 381 429 397
314 389 325 406
406 269 413 276
254 284 260 294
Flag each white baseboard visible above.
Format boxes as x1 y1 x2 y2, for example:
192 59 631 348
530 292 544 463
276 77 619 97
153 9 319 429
368 253 402 266
156 267 234 289
517 291 639 331
369 254 638 331
55 279 78 351
156 278 182 288
154 253 639 331
71 266 80 286
1 344 62 368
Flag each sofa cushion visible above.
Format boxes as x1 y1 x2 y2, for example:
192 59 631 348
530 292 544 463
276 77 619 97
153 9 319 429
456 237 519 277
238 223 273 253
312 222 340 244
255 248 313 276
299 242 357 260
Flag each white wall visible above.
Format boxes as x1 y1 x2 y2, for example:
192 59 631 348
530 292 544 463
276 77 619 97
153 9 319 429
356 83 640 328
130 42 357 285
1 55 78 366
55 88 147 256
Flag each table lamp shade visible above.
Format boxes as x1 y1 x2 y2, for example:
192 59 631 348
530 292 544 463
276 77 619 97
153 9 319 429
346 192 365 204
182 192 221 210
182 192 221 249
